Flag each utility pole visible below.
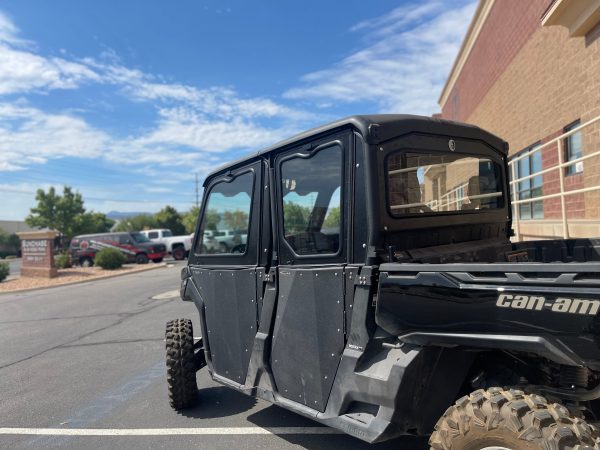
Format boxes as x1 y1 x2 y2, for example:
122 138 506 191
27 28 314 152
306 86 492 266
195 173 199 208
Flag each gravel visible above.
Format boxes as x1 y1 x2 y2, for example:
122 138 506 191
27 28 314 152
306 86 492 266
0 263 167 293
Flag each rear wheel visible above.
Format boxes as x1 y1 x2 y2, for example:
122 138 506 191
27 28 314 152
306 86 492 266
172 246 186 260
80 257 93 267
135 253 149 264
165 318 198 410
430 387 599 450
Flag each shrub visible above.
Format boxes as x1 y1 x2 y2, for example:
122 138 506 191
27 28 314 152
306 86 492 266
4 255 17 260
54 253 71 269
94 248 126 270
0 262 8 282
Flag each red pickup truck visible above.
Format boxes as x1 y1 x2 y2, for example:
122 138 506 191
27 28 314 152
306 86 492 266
69 231 166 266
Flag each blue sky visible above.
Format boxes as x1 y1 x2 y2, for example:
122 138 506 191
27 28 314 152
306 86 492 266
0 0 476 220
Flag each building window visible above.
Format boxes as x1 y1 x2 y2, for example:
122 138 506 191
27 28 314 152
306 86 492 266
515 144 544 220
565 120 583 175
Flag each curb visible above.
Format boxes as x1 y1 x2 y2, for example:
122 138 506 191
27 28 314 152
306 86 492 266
0 263 170 296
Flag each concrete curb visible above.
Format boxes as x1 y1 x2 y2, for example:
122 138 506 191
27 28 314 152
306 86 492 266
0 263 170 296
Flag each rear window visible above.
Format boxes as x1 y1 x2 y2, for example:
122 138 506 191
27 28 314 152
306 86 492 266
386 151 504 216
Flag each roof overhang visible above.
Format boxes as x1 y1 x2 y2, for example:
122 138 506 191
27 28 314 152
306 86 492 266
542 0 600 37
438 0 495 109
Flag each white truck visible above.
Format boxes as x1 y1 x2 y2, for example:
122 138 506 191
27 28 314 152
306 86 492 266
140 229 192 260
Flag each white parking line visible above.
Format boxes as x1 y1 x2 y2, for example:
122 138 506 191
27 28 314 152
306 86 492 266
0 427 342 436
151 290 180 300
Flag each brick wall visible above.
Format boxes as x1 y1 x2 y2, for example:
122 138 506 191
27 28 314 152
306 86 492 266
441 0 600 233
442 0 551 121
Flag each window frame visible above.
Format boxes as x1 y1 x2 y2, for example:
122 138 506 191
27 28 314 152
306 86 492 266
190 162 261 266
564 119 583 176
384 149 506 218
275 135 348 265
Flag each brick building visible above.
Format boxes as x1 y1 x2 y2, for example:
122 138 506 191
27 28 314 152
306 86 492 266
439 0 600 240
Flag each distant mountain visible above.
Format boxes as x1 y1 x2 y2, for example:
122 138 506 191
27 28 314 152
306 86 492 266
106 211 153 220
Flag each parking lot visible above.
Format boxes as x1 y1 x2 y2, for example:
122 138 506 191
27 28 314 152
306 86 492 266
0 263 426 450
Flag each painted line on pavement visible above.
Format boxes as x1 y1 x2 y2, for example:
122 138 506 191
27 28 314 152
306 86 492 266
151 290 180 300
2 427 342 436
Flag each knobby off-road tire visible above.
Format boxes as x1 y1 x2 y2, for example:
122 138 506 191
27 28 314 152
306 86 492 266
430 387 600 450
165 318 198 410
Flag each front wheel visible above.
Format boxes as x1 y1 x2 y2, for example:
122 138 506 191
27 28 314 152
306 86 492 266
430 387 599 450
135 253 149 264
172 246 186 260
165 318 198 410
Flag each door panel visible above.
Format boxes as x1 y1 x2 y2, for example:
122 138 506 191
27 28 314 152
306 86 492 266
192 268 257 383
271 267 345 411
188 161 262 385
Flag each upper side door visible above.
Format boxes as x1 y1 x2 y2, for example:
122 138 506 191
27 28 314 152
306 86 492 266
188 161 263 385
270 131 351 411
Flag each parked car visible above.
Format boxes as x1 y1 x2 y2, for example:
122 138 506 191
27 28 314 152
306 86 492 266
167 115 600 448
69 232 166 266
202 229 247 254
139 229 192 260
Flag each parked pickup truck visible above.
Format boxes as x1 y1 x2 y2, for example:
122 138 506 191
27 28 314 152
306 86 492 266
140 229 192 260
167 115 600 449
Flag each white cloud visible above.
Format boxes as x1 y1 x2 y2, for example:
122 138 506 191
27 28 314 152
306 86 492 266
0 102 110 170
284 0 476 115
0 11 100 96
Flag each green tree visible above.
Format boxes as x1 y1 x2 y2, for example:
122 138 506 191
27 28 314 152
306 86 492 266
26 187 85 238
223 210 249 231
114 214 158 232
282 202 312 234
76 212 115 235
203 209 220 231
155 205 185 235
183 206 200 234
323 206 340 228
0 230 21 255
25 186 113 241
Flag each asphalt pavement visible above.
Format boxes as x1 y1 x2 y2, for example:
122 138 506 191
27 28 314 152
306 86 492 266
0 262 427 450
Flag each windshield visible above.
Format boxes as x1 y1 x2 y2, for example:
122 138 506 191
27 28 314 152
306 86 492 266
131 232 151 243
386 151 504 216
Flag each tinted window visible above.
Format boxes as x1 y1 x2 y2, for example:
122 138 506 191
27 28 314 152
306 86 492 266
386 151 504 215
131 232 150 243
196 172 253 255
148 231 159 239
280 145 342 255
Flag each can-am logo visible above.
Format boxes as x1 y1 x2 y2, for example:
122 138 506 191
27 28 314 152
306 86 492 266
497 294 600 316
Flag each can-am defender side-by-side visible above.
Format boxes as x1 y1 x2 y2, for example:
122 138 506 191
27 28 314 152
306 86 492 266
166 115 600 449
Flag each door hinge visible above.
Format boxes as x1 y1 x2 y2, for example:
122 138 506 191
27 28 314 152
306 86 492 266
261 269 276 283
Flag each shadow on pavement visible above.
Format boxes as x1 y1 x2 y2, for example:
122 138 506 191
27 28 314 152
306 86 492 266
247 404 429 450
180 386 257 419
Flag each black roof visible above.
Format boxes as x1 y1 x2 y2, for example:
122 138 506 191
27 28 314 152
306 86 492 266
205 114 507 184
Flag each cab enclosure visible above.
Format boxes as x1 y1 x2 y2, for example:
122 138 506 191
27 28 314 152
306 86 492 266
179 115 600 444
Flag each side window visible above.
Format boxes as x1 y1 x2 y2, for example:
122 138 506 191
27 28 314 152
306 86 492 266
196 172 254 255
118 235 131 245
280 144 342 255
148 231 158 239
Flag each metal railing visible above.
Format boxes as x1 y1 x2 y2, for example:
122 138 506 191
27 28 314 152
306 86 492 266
508 114 600 241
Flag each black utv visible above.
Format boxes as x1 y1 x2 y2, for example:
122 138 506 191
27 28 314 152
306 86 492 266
166 115 600 449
